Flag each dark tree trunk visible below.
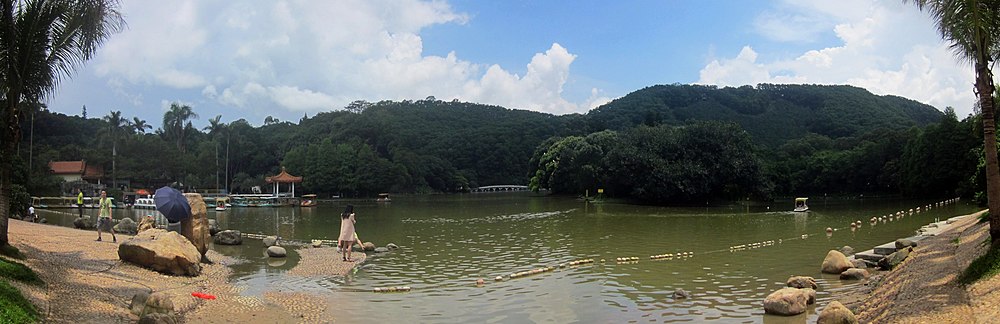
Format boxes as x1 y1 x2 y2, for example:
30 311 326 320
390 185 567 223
975 55 1000 245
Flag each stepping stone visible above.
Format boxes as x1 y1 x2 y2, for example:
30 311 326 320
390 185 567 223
873 242 898 256
854 250 884 263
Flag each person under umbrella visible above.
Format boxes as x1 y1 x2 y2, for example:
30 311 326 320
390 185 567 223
154 186 191 229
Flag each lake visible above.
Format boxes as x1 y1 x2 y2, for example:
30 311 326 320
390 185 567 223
42 193 978 322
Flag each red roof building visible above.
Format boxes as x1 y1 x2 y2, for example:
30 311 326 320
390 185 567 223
49 160 103 183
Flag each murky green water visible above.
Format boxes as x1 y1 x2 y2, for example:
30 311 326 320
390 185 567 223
40 194 978 322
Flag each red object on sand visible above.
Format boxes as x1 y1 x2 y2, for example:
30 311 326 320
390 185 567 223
191 292 216 300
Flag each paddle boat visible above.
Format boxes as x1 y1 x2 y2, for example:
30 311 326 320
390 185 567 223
300 194 318 207
793 197 809 212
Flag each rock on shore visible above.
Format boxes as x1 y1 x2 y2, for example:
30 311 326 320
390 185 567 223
764 287 811 316
817 300 858 324
786 276 818 289
840 268 869 280
213 230 242 245
118 229 201 276
182 193 211 259
822 250 853 274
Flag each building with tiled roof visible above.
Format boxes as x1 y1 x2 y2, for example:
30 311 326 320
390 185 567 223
48 160 103 183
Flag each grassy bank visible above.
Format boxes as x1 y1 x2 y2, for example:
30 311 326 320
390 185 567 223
0 246 41 323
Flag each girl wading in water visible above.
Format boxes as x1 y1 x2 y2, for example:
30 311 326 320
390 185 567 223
339 205 357 262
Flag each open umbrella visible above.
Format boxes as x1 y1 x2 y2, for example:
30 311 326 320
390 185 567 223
155 186 191 222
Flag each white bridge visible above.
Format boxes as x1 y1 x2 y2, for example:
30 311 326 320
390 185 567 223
469 185 529 193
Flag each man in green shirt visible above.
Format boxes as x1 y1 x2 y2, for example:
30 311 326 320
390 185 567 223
96 190 116 242
77 189 84 218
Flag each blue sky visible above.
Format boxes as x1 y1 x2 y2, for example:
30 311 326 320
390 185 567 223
47 0 975 129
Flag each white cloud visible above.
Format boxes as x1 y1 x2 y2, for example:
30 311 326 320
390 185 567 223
701 0 977 116
81 0 597 118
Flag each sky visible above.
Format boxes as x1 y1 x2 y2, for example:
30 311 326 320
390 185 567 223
46 0 978 129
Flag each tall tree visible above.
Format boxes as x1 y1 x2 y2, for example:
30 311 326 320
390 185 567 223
161 102 198 152
908 0 1000 244
102 110 129 189
132 116 151 134
0 0 124 246
204 115 226 190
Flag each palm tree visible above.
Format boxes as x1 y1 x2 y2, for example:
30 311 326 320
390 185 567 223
103 110 130 189
204 115 227 190
0 0 124 246
132 117 151 134
907 0 1000 244
162 102 198 152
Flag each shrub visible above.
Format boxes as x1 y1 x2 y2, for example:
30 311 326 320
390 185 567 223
0 280 38 323
959 244 1000 285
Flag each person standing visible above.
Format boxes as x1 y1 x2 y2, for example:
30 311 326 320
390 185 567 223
28 205 36 222
77 189 84 218
96 191 117 242
338 205 357 262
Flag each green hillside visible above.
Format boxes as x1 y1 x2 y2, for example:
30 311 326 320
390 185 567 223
587 84 943 147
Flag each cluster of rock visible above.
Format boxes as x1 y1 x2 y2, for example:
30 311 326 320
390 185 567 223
348 241 398 253
117 193 213 277
763 275 857 322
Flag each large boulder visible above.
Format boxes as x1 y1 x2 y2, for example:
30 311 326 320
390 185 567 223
118 229 201 276
137 216 156 233
878 247 911 270
266 246 287 258
763 287 810 316
817 300 858 324
821 250 853 274
181 194 210 259
786 276 817 289
802 288 816 305
129 292 150 316
73 216 94 229
840 268 869 280
138 313 179 324
263 236 278 247
115 217 138 234
213 230 242 245
142 292 174 316
208 219 220 236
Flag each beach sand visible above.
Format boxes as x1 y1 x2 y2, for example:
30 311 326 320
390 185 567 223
2 218 361 323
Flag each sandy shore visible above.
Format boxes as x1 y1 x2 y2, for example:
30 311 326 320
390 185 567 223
1 218 361 323
846 210 1000 323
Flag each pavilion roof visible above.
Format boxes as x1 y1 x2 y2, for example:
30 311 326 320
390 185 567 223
265 167 302 183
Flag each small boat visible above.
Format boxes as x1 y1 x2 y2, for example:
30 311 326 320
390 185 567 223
215 197 228 211
377 193 391 202
134 197 156 209
793 197 809 212
300 194 318 207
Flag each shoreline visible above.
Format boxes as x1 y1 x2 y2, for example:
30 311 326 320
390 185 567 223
830 210 1000 322
1 219 357 323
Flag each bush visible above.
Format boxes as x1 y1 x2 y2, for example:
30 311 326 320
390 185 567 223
0 259 41 285
7 184 31 219
980 211 991 224
959 244 1000 285
0 280 38 323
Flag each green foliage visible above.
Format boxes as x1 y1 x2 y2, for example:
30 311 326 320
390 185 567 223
0 259 41 285
530 122 771 203
0 280 38 324
16 83 980 202
959 244 1000 285
980 211 991 224
7 185 30 219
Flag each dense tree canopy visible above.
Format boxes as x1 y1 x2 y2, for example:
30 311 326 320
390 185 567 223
11 84 985 206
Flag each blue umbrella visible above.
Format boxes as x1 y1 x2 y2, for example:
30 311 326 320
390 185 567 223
155 186 191 222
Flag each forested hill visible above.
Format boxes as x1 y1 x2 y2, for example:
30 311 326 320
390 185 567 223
19 83 964 199
587 84 943 147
